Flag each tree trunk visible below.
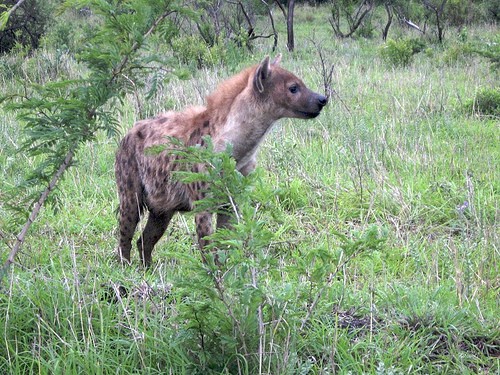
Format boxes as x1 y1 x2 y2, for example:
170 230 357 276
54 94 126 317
286 0 295 51
382 3 393 41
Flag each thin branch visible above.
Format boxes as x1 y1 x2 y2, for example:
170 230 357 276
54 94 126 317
309 37 351 116
227 0 255 50
110 9 175 83
212 272 249 356
251 266 264 374
310 38 335 98
273 0 286 19
261 0 278 51
329 0 374 38
8 0 27 14
403 18 423 33
2 147 75 271
227 0 254 36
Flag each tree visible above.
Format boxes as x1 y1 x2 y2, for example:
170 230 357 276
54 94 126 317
187 1 279 52
422 0 447 43
273 0 296 51
382 1 393 40
286 0 296 51
329 0 375 38
1 0 188 272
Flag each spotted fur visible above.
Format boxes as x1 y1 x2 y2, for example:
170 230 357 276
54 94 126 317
115 56 327 266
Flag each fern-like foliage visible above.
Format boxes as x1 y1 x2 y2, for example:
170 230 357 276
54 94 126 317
0 0 190 252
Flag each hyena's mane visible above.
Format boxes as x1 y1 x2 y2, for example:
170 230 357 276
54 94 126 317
206 66 256 127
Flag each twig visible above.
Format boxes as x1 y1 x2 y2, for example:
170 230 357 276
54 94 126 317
212 272 249 356
0 230 12 251
309 38 335 99
110 9 175 83
251 266 264 374
261 0 278 51
310 37 352 116
2 147 75 271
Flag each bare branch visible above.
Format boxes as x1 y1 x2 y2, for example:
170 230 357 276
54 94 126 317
111 9 176 82
3 148 75 271
329 0 374 38
261 0 278 51
273 0 286 19
403 18 423 32
310 37 351 116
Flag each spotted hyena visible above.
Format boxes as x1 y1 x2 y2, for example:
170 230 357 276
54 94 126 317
115 55 328 266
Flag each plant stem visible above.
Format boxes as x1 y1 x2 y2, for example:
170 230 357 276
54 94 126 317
3 147 75 270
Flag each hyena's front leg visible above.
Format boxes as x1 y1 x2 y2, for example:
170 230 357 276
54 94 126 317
216 204 233 229
195 212 213 263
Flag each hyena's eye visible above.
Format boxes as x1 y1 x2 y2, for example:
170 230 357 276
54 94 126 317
289 84 299 94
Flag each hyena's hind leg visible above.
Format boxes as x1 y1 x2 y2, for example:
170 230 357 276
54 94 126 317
115 144 144 264
137 210 174 267
117 192 143 264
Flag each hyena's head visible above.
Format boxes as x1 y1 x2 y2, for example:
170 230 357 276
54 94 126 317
253 55 328 120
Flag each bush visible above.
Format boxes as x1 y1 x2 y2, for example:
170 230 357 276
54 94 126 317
464 87 500 117
171 35 227 69
356 18 376 39
157 137 386 373
469 34 500 71
380 38 425 68
441 42 471 65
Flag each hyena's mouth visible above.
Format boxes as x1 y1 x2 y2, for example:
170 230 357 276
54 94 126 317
298 110 321 119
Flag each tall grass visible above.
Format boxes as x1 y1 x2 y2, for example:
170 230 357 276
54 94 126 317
1 6 499 374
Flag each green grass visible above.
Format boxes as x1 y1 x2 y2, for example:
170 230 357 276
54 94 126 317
1 5 499 374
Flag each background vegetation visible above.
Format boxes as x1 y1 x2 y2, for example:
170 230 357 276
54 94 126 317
0 0 499 374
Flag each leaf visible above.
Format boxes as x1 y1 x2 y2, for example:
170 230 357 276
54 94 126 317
0 10 10 31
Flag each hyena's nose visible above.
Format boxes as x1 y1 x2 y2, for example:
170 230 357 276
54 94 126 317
318 95 328 107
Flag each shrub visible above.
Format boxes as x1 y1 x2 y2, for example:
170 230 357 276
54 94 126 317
380 38 424 68
159 136 386 373
469 34 500 71
441 42 471 65
171 35 227 69
464 87 500 117
355 16 375 39
40 10 90 53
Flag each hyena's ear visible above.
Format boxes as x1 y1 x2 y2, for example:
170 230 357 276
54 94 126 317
271 54 282 66
253 56 271 94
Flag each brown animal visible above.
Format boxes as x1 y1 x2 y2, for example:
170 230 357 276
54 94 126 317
115 56 327 266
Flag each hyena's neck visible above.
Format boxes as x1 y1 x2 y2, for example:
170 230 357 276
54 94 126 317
214 96 278 169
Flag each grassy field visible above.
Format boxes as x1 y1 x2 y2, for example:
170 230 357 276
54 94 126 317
0 5 499 374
